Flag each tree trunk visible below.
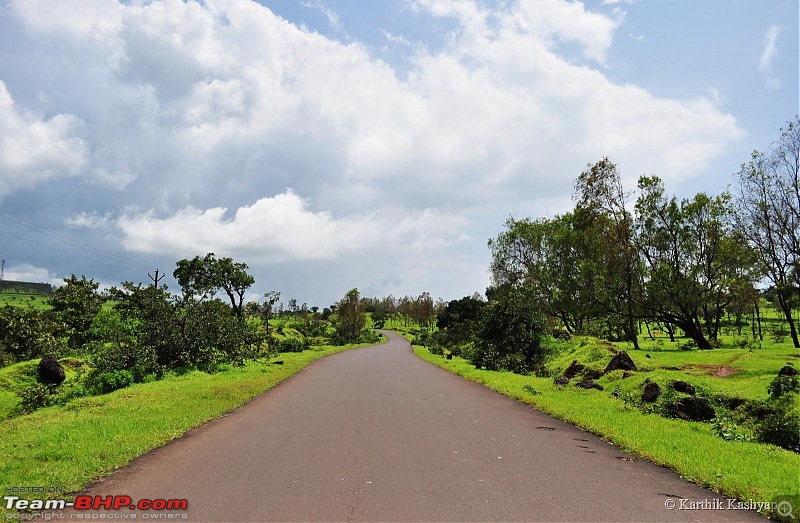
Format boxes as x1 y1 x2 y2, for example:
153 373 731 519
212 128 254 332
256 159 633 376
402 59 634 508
665 322 676 342
675 319 713 349
776 290 800 348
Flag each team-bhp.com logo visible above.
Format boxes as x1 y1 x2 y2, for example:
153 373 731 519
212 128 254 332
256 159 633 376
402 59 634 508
4 495 188 511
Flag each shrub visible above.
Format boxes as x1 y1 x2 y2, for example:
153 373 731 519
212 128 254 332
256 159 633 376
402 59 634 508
768 375 800 400
277 338 308 353
18 383 57 413
755 399 800 453
86 369 135 394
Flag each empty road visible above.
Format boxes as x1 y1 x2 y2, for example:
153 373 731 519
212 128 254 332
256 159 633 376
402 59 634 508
76 332 761 521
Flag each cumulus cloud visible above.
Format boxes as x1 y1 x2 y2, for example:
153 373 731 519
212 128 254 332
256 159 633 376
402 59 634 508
0 81 88 196
116 190 468 262
0 0 747 302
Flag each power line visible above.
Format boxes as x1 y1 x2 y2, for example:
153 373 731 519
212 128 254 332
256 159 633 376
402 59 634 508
0 210 152 272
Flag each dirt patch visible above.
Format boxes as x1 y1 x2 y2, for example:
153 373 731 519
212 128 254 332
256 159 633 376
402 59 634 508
682 364 737 377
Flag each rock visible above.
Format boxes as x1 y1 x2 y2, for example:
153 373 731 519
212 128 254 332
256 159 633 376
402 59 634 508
671 380 696 396
667 397 716 421
582 368 604 380
604 351 637 373
641 382 661 402
645 354 651 359
576 380 604 391
38 356 65 386
564 360 585 379
621 371 632 379
778 365 799 377
553 376 570 386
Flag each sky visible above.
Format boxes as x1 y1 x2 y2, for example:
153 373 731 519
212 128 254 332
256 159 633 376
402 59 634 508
0 0 797 308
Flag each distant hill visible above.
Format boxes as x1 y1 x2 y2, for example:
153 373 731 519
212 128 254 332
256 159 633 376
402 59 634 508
0 280 54 296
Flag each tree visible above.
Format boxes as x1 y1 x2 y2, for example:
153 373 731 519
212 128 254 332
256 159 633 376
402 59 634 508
635 177 745 349
471 285 547 374
260 290 281 350
489 214 598 334
334 288 367 344
735 117 800 347
573 158 641 349
173 253 255 318
50 274 104 350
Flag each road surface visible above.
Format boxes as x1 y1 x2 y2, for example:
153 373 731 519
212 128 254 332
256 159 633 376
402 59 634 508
73 331 762 521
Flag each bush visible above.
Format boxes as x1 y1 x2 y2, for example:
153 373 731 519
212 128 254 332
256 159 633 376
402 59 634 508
768 375 800 400
18 383 57 413
755 400 800 453
86 369 135 394
277 337 309 353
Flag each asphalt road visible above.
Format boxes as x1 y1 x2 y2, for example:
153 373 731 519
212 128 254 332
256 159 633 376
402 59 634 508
74 331 762 522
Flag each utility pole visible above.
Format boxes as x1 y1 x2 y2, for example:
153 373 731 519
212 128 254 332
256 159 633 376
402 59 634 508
148 269 164 288
1 258 5 281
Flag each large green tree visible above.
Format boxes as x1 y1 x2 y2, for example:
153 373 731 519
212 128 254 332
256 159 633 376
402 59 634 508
50 274 105 350
173 253 255 318
573 158 642 349
334 288 367 344
635 177 747 348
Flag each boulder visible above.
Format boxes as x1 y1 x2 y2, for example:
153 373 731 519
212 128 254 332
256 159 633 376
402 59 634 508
641 382 661 402
778 365 799 377
671 380 696 396
38 356 65 386
564 360 585 379
553 376 570 386
667 397 715 421
604 351 636 373
576 379 604 391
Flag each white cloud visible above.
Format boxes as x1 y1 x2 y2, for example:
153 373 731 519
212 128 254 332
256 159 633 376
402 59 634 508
759 25 780 71
759 25 782 90
1 263 57 285
0 0 747 302
116 190 468 263
0 81 88 196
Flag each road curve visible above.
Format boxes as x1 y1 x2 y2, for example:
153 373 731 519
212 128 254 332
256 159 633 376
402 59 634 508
74 331 761 522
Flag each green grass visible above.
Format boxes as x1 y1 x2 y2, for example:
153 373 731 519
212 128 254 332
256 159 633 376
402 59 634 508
0 292 51 310
411 337 800 519
0 339 383 514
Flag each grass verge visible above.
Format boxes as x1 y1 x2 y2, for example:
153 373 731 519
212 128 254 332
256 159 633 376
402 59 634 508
411 341 800 519
0 339 382 513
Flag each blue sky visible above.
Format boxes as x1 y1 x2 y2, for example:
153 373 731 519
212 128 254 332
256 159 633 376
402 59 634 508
0 0 797 306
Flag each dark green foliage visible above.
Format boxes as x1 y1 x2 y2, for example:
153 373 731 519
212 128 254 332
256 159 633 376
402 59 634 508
110 282 182 368
371 309 387 329
49 275 104 351
334 288 367 344
435 295 485 351
86 369 135 394
180 299 259 368
18 382 57 413
174 253 255 318
277 337 309 353
470 285 547 374
755 397 800 452
768 375 800 400
0 306 66 362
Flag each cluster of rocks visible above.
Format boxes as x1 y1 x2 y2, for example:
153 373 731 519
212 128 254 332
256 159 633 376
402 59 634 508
554 351 638 392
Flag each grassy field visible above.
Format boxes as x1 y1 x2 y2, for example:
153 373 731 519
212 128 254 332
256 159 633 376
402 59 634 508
0 338 383 515
0 292 51 310
406 330 800 520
